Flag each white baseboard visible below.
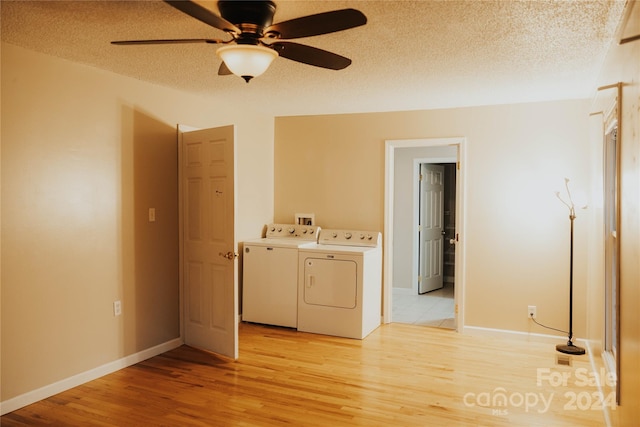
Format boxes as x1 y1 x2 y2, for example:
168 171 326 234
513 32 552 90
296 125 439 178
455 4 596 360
462 325 586 346
0 337 183 416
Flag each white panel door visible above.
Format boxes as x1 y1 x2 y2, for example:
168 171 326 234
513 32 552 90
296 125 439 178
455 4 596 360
181 125 237 359
419 164 444 293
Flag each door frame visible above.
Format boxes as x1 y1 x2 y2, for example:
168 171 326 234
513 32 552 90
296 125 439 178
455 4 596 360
602 94 621 403
383 137 467 331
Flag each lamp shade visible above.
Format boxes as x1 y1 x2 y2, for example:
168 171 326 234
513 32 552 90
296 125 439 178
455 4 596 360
216 44 278 82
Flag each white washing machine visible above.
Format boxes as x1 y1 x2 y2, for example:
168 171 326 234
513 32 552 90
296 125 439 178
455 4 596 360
242 223 319 328
297 229 382 339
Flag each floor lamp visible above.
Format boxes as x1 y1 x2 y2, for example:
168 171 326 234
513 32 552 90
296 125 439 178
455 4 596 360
556 179 586 355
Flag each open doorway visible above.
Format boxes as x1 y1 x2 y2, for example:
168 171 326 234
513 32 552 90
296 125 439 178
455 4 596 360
392 162 457 328
383 138 466 331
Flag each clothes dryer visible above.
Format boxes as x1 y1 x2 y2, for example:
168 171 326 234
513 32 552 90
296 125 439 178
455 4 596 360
242 223 319 328
297 229 382 339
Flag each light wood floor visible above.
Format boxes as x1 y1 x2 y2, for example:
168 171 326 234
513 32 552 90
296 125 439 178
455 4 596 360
2 322 607 426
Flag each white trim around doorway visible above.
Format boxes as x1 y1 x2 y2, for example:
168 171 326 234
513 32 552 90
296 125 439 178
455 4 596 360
383 137 467 332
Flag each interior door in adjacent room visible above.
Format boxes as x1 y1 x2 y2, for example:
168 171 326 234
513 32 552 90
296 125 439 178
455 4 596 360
180 125 238 359
418 163 444 294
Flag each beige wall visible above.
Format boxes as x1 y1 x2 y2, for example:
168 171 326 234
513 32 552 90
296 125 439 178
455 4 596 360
1 43 274 402
275 100 592 336
589 1 640 424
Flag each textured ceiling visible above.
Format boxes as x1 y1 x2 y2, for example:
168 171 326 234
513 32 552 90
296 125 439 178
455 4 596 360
1 0 628 116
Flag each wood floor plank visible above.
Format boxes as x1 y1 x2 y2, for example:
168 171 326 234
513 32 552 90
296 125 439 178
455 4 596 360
2 322 608 426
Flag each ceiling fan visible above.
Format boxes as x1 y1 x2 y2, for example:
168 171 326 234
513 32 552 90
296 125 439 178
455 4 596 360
112 0 367 82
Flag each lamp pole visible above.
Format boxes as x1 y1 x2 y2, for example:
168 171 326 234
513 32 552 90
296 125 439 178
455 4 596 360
556 207 586 355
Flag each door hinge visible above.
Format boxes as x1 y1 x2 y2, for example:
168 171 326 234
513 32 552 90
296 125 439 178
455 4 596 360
457 161 461 170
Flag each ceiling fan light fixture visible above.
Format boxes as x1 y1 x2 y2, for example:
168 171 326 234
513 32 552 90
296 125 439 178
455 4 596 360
216 44 278 82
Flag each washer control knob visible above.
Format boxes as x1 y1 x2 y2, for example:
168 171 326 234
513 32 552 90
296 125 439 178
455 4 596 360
277 227 282 232
332 232 338 238
367 234 373 240
345 232 352 239
302 229 308 234
359 234 365 240
270 226 275 232
288 228 295 234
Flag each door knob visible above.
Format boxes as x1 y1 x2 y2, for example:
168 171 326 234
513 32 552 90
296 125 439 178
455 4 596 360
449 239 456 245
219 251 238 260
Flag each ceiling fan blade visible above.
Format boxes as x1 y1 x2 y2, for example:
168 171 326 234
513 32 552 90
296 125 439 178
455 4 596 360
164 0 240 34
218 62 232 76
270 42 351 70
111 38 225 46
266 9 366 39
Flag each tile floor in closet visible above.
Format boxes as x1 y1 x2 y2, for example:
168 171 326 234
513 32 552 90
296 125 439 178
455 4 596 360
392 282 455 329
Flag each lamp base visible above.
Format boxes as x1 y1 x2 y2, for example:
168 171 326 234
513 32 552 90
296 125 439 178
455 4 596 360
556 342 586 355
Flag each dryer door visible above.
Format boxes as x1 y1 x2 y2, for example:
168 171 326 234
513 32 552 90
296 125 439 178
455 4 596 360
303 258 357 308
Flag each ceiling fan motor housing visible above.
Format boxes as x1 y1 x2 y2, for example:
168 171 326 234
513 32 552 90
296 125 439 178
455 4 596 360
218 0 277 43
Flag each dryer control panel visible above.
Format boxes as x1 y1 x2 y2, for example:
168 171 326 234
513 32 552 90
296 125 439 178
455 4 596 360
318 229 381 247
264 223 320 240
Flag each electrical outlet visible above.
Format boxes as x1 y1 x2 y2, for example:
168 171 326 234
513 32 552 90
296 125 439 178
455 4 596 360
113 300 122 316
528 305 537 319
